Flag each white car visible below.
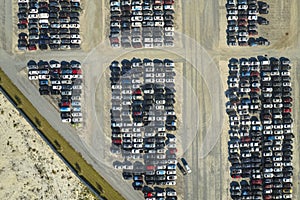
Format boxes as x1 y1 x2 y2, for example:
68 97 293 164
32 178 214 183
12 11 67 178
71 34 81 39
284 124 293 129
165 26 174 32
52 85 62 90
62 118 71 123
131 16 143 21
28 70 39 75
167 175 177 180
164 4 174 10
131 22 142 27
71 39 81 44
273 157 282 162
264 173 274 178
273 130 283 135
248 15 257 20
165 181 176 185
61 80 72 84
239 87 250 93
283 178 292 183
228 9 238 15
28 75 38 80
71 112 82 117
262 76 271 81
282 82 291 87
238 4 248 9
281 71 290 76
69 23 80 28
72 117 83 123
38 75 50 79
28 14 38 19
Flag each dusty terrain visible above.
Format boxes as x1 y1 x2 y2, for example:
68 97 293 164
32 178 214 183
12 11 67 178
0 91 96 200
0 0 299 199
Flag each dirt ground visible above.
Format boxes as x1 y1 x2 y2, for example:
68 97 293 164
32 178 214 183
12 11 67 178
1 0 300 199
0 91 96 200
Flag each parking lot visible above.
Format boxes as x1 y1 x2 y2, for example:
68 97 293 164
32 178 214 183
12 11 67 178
109 0 175 48
225 0 270 47
226 56 294 199
108 58 194 199
1 0 299 199
27 60 83 124
17 0 82 51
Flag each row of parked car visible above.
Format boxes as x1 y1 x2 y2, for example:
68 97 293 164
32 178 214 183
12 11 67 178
114 158 190 200
109 58 179 199
27 60 83 124
226 0 270 46
109 0 175 48
226 57 294 200
17 0 82 51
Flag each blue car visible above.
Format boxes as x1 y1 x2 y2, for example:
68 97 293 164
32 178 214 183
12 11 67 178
39 79 48 85
241 98 251 105
241 71 250 77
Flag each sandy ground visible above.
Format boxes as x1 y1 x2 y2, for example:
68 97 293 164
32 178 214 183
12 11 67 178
0 91 96 200
0 0 299 199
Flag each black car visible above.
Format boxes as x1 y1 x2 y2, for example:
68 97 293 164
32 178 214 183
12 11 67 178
39 89 50 95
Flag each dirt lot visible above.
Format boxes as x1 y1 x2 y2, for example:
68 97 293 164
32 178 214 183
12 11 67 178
0 91 96 200
1 0 300 199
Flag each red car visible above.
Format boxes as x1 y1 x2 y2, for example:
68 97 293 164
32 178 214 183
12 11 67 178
132 89 142 95
112 139 122 144
110 37 119 43
251 179 262 185
283 108 292 113
283 97 293 103
238 20 248 26
251 87 260 92
241 136 251 142
263 114 272 119
250 71 259 76
231 175 241 179
146 165 155 170
53 69 61 74
264 184 273 189
164 0 174 4
133 111 142 116
28 44 37 51
61 101 70 107
72 69 82 75
132 42 142 48
145 192 154 198
168 148 177 154
264 195 272 200
19 19 28 24
154 0 164 5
